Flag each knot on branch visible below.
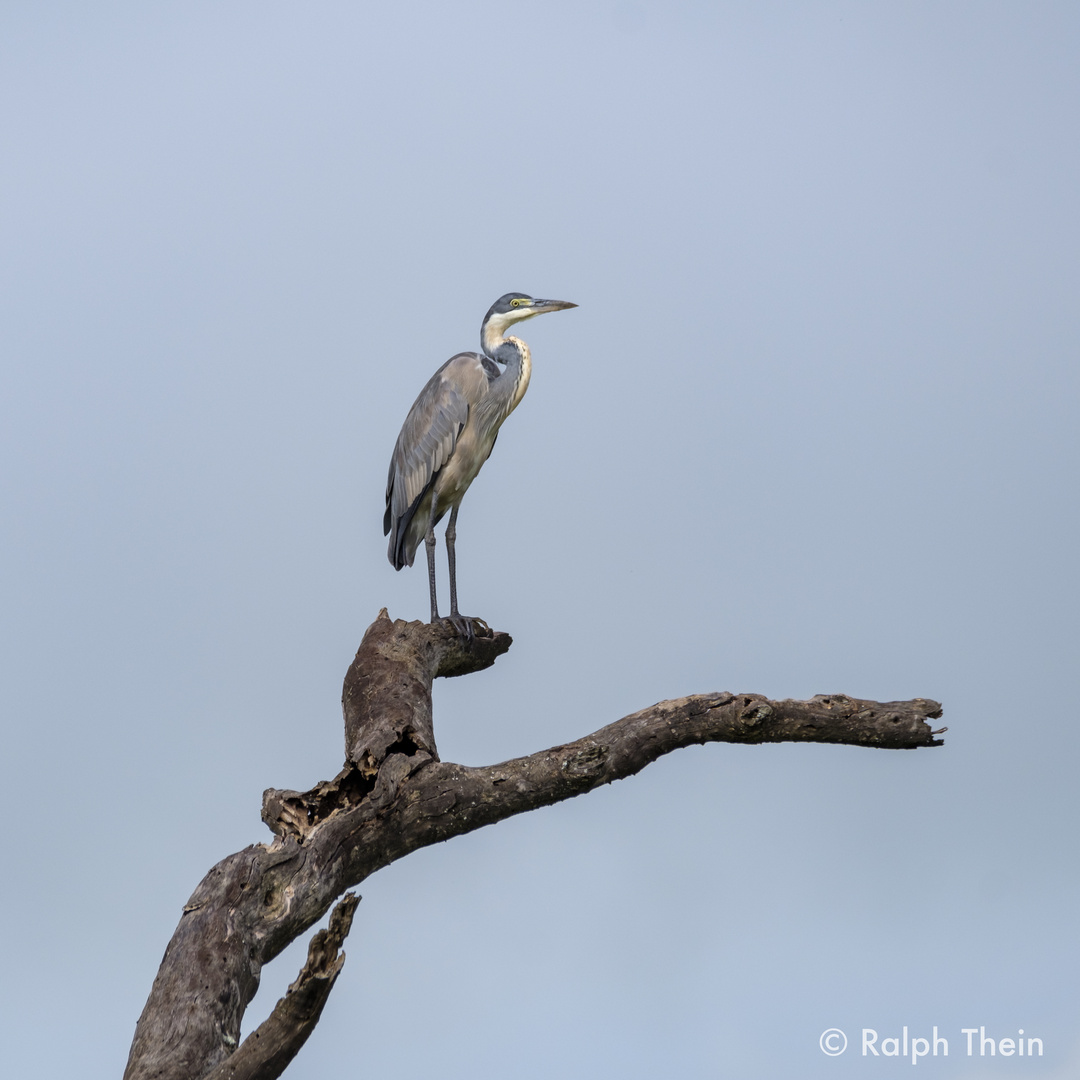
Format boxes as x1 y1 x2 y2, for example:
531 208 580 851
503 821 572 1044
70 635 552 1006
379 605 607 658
739 698 774 727
562 743 608 777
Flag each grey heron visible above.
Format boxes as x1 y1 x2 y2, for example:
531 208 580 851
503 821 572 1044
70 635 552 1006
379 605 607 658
384 292 576 632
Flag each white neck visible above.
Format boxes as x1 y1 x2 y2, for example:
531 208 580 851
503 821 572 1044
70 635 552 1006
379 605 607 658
482 309 539 359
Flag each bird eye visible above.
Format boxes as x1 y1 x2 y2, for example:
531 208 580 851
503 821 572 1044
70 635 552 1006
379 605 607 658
510 298 523 307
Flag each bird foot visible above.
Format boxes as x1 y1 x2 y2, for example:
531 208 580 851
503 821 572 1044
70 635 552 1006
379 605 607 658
434 615 491 644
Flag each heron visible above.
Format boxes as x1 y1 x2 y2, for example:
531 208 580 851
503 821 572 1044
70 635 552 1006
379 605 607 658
384 292 577 632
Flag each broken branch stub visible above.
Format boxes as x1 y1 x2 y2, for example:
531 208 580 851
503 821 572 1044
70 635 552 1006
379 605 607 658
342 609 512 772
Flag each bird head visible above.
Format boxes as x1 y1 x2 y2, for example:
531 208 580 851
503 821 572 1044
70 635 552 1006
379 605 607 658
481 293 577 359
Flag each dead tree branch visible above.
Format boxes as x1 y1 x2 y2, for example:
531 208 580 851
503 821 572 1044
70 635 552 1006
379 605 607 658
124 609 943 1080
202 893 359 1080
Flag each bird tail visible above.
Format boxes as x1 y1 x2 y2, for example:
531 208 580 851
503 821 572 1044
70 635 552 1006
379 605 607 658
385 484 429 570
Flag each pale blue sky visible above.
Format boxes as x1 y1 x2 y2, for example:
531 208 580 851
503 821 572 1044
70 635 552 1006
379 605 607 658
2 3 1079 1077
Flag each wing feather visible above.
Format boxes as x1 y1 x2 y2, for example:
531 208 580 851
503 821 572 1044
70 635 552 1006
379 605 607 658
384 353 486 569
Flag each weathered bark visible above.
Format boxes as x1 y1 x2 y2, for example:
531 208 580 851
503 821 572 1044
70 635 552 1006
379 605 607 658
124 610 944 1080
202 893 359 1080
342 608 511 769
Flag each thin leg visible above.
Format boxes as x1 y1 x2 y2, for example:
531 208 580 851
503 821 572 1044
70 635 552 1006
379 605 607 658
442 503 487 642
445 503 460 617
425 490 440 623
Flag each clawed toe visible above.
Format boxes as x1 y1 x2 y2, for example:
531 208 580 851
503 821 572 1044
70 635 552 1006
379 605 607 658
435 615 491 643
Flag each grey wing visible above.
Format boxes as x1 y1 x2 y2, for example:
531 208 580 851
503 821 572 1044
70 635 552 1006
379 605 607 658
384 360 472 568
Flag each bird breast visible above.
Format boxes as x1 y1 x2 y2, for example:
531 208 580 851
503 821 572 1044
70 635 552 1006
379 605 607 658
433 419 495 507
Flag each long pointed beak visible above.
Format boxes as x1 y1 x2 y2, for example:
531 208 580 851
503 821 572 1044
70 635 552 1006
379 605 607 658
530 299 577 314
